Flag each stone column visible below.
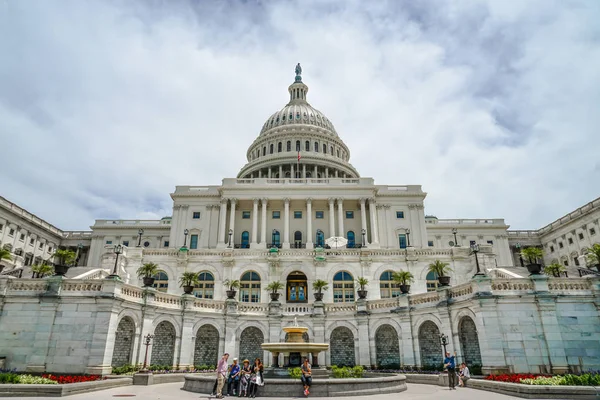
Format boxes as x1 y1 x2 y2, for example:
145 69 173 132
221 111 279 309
228 199 237 247
279 165 283 179
283 198 290 249
328 198 336 237
291 164 295 179
260 199 268 246
313 165 317 178
302 164 306 178
337 198 344 239
217 199 228 248
325 167 329 178
306 198 313 249
369 198 380 246
268 167 271 178
360 198 369 246
357 315 370 366
251 199 259 248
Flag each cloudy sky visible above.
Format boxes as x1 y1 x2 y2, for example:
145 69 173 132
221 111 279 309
1 0 599 231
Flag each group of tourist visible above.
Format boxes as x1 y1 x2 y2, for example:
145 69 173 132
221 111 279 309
443 351 471 389
213 353 264 398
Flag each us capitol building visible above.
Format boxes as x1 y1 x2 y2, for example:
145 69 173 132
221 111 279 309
0 66 598 376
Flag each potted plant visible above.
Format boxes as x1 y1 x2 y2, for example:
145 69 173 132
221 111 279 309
428 260 453 287
521 246 544 275
136 262 159 287
266 281 284 302
312 279 329 302
0 248 11 262
223 279 240 299
179 271 199 295
356 277 369 299
544 262 566 277
392 270 414 294
52 249 77 276
585 243 600 272
31 264 54 278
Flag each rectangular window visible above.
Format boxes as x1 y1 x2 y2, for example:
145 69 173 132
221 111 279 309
164 241 169 247
559 242 564 248
190 234 198 249
192 212 201 219
399 234 407 249
39 243 43 249
550 245 555 252
9 229 15 236
272 211 280 219
563 260 569 266
396 211 404 219
428 240 434 247
106 240 113 245
568 237 573 244
578 232 584 240
315 211 324 219
19 234 25 241
122 240 129 247
29 238 34 245
487 240 494 245
591 228 597 236
48 247 52 253
345 211 354 219
242 211 251 219
0 224 3 231
294 211 302 219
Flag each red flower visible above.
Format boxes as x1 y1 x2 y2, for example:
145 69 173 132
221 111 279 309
41 374 102 384
485 374 550 383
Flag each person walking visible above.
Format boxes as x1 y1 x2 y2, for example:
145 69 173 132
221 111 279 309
301 358 312 396
443 351 457 390
216 353 230 398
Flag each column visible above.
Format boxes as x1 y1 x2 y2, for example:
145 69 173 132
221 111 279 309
291 164 295 179
337 198 344 238
369 198 380 246
228 199 237 247
217 199 228 248
328 198 336 237
260 199 268 246
283 198 290 249
251 199 259 247
360 198 369 246
313 165 317 178
268 168 271 178
302 164 306 178
325 167 329 178
306 198 313 249
335 170 338 177
258 170 262 178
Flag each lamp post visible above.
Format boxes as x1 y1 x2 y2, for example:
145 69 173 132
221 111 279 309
440 333 449 354
515 242 524 268
107 244 122 279
406 228 411 247
137 229 144 247
470 243 484 276
451 228 459 247
228 229 233 248
361 228 366 248
183 229 189 247
141 334 155 372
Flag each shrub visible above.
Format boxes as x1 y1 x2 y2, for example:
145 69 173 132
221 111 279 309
563 373 600 386
520 376 565 385
470 364 482 375
111 364 139 375
0 372 20 384
331 366 363 378
288 367 302 379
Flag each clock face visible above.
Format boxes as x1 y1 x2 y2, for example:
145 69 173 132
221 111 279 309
144 241 150 248
449 241 455 247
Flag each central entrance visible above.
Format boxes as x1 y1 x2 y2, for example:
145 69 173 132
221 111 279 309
286 271 308 303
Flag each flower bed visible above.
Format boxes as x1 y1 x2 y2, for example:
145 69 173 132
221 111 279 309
485 372 600 386
42 374 103 384
111 364 215 376
0 371 104 385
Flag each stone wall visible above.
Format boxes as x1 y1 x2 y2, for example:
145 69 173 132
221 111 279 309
418 321 441 368
111 317 135 367
330 327 355 367
458 316 481 367
375 324 400 368
194 324 219 367
239 327 263 363
151 321 176 367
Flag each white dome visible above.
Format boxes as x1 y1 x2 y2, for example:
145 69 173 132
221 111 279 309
259 103 338 137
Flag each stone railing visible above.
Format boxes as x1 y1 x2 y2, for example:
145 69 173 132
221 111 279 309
282 304 313 315
191 299 225 312
489 268 524 279
120 285 144 300
3 279 47 293
448 283 473 299
154 292 183 308
409 291 441 306
61 282 103 292
71 268 111 280
547 278 592 293
238 303 269 314
490 279 534 292
324 303 356 313
367 297 399 310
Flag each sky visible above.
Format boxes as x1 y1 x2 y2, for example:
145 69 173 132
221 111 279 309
0 0 599 231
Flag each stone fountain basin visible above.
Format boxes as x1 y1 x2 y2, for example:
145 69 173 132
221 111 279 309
261 343 329 352
182 373 407 397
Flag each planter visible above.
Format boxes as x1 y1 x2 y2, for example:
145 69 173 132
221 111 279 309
182 285 194 295
53 265 70 276
142 277 155 287
400 284 410 294
270 292 281 302
437 276 451 286
313 292 324 302
226 290 237 299
526 263 542 275
357 290 368 300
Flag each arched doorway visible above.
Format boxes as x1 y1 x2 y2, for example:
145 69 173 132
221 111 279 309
194 324 219 367
239 327 264 362
151 321 176 367
418 321 441 368
330 326 355 366
286 271 308 303
347 231 355 248
375 324 400 368
458 316 482 367
241 231 250 248
111 317 135 367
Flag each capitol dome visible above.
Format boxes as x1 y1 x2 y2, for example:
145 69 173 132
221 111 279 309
237 64 359 179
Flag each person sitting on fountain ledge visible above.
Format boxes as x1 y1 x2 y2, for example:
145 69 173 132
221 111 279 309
239 359 252 397
301 357 312 396
248 358 264 398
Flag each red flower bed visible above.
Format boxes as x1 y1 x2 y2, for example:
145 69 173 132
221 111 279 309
485 374 548 383
42 374 104 384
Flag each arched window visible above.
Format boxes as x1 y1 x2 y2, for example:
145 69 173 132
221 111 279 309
347 231 355 248
294 231 302 248
278 142 282 152
316 230 325 247
330 146 334 155
263 146 266 156
323 144 327 153
269 144 274 154
296 140 301 151
305 141 310 151
333 271 354 303
194 272 214 299
426 271 438 292
240 271 261 303
336 149 340 157
152 271 169 293
287 271 307 303
380 271 400 298
272 230 281 248
314 142 319 152
287 141 291 152
241 231 250 249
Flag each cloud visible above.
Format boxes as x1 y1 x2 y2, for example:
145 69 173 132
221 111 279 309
0 0 598 230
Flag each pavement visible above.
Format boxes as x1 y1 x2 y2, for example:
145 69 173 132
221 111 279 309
22 382 530 399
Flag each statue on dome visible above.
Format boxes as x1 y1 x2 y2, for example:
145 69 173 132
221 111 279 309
295 63 302 82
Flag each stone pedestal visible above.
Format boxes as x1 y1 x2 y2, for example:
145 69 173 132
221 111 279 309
312 301 324 316
133 372 154 385
355 298 368 314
